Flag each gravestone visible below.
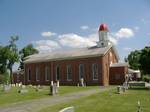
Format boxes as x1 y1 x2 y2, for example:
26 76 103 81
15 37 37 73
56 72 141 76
122 86 126 92
50 84 55 95
50 83 58 95
16 83 19 87
18 82 22 87
137 101 142 112
51 81 53 86
18 85 28 94
59 106 74 112
117 86 122 94
80 78 84 87
29 84 33 87
54 83 58 94
57 80 60 88
11 84 15 87
77 83 79 87
123 82 128 90
3 84 11 92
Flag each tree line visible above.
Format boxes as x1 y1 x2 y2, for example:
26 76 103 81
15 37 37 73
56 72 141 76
0 36 38 84
126 46 150 77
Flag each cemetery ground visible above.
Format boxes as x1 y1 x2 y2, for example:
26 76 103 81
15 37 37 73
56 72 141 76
0 85 150 112
0 85 100 107
39 87 150 112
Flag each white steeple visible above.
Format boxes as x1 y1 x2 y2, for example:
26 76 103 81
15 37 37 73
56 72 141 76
97 23 109 47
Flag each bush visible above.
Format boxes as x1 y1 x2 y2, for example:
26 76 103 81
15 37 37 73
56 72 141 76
142 74 150 82
0 72 10 84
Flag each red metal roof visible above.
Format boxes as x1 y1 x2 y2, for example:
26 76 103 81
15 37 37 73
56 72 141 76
99 23 108 31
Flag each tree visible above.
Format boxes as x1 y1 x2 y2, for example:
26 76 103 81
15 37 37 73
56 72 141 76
0 46 8 84
139 46 150 74
127 50 141 70
0 46 8 74
6 36 19 83
127 46 150 75
0 36 19 84
19 44 38 69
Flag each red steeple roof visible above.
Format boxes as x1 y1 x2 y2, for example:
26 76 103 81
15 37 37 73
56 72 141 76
99 23 108 31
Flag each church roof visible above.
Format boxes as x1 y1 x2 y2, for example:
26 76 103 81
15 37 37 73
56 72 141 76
99 23 108 31
110 62 129 67
24 44 119 64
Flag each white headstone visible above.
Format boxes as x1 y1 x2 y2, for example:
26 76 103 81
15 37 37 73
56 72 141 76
57 80 60 88
59 106 74 112
80 78 84 87
51 81 53 86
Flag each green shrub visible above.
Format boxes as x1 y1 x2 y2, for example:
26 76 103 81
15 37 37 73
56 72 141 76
142 74 150 82
0 72 10 84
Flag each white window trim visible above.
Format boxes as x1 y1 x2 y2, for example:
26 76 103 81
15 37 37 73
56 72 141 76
45 66 50 81
67 65 72 81
79 64 84 80
36 66 40 81
92 63 98 80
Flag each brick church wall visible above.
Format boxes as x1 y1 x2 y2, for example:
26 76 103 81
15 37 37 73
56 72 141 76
24 56 104 86
109 66 128 85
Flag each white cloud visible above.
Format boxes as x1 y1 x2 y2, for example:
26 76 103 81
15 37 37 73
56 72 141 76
86 33 118 45
58 33 96 48
115 28 134 39
41 31 56 37
34 40 60 52
123 47 132 51
107 27 135 45
87 33 99 42
108 34 118 45
58 32 119 48
34 27 135 52
80 25 89 30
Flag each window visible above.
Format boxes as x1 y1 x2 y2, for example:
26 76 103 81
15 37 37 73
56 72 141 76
27 68 31 81
36 66 40 81
56 65 60 80
79 64 84 79
45 66 50 81
92 64 98 80
67 65 72 81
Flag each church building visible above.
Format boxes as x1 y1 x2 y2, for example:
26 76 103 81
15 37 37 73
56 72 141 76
13 24 129 86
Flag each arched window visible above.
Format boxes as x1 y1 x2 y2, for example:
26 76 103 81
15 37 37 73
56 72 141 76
27 68 31 81
67 65 72 81
45 66 50 81
92 63 98 80
56 65 60 81
36 66 40 81
79 64 84 79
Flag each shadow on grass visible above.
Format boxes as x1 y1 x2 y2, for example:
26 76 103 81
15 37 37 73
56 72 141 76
129 87 149 90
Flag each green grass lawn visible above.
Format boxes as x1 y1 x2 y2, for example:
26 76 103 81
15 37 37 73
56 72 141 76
39 87 150 112
0 85 99 107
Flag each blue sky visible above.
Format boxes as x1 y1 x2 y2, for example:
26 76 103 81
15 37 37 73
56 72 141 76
0 0 150 69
